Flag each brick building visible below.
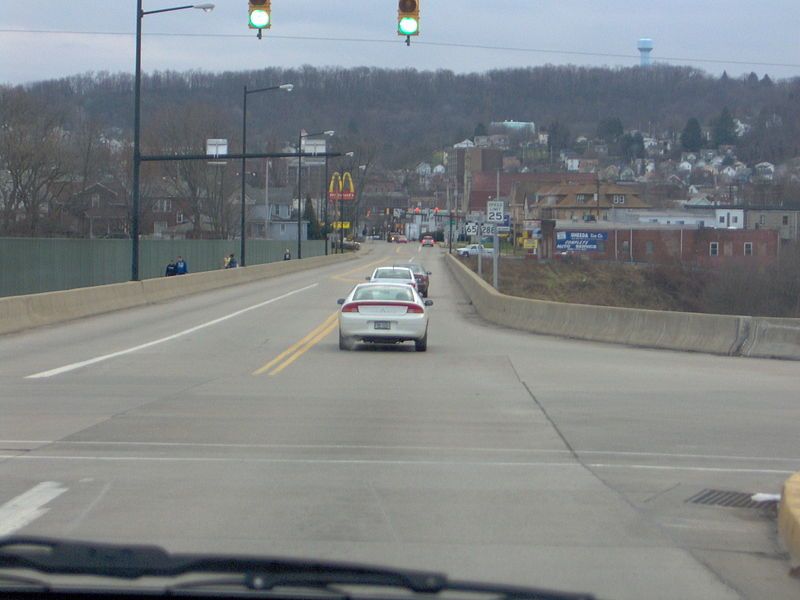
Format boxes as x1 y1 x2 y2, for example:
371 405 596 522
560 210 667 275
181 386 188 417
539 222 779 268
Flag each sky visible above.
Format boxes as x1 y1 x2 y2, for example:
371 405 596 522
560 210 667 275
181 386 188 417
1 1 800 85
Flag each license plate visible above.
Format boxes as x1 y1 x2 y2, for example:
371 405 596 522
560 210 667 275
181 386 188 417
374 321 391 330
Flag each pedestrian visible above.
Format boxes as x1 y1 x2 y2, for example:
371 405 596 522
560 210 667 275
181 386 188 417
165 259 177 277
283 248 291 261
227 253 238 268
175 255 188 275
223 254 231 269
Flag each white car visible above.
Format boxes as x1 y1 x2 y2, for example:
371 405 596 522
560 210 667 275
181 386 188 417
367 266 417 290
456 244 494 257
337 283 433 351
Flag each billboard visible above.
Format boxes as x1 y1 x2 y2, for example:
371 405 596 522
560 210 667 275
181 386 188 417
555 231 608 251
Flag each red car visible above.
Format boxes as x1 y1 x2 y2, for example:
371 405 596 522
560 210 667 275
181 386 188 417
395 235 408 243
421 236 435 247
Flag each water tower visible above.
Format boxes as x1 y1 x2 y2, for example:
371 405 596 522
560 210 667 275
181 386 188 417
638 38 654 67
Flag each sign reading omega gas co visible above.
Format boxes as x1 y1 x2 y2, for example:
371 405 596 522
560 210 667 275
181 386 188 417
555 231 608 251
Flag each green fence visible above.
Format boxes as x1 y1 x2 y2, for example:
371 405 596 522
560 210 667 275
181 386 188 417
0 238 328 298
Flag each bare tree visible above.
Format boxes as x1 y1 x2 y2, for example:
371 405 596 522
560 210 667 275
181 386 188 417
146 103 237 238
0 88 68 235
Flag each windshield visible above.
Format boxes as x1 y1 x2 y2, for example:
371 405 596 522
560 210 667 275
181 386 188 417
373 268 413 279
354 285 414 302
3 4 800 600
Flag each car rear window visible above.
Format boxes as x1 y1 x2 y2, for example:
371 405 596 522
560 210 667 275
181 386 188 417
395 264 425 274
354 286 414 302
374 268 412 279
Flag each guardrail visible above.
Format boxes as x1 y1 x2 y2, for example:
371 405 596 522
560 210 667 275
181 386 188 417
0 253 356 337
445 253 800 360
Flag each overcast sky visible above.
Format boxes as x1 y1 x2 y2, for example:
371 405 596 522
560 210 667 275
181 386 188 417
2 1 800 85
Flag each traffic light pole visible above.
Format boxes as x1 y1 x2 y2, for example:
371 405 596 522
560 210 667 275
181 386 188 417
240 85 248 266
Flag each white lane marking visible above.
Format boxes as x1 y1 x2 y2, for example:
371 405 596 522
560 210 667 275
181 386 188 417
0 455 579 467
0 455 794 474
0 441 797 463
0 440 571 454
25 283 318 379
587 463 796 475
0 481 68 537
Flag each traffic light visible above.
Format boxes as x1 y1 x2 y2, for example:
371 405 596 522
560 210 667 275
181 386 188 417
397 0 420 37
249 0 271 29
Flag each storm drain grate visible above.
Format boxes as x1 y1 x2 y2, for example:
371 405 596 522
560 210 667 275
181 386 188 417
686 489 764 509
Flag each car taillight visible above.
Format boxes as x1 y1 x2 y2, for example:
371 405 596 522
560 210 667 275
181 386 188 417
341 303 360 313
405 304 424 314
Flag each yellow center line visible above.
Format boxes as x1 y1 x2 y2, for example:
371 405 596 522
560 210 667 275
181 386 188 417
331 257 387 282
252 312 338 376
268 319 338 377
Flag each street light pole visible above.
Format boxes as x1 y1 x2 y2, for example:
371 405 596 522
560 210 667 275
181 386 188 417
240 83 292 267
324 153 329 255
130 2 214 281
132 0 143 281
296 130 303 260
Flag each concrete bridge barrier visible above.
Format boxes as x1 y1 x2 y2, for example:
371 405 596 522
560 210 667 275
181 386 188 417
445 253 800 360
0 253 356 336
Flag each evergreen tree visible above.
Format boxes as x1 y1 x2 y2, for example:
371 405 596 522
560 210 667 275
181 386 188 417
680 117 703 152
596 117 624 143
712 107 737 147
473 122 487 137
303 196 321 240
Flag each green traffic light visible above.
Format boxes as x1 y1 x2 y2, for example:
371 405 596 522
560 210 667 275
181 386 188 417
398 16 419 35
249 9 270 28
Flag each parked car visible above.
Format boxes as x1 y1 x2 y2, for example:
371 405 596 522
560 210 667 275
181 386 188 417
367 266 417 291
394 263 431 297
456 244 493 257
395 235 409 243
337 283 433 351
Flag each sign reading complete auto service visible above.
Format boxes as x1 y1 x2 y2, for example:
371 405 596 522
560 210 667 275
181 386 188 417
555 231 608 251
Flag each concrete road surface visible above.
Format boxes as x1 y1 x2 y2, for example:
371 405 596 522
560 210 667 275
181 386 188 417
0 241 798 600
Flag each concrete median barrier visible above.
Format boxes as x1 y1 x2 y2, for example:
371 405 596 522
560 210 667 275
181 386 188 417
445 253 800 359
0 253 356 336
779 472 800 571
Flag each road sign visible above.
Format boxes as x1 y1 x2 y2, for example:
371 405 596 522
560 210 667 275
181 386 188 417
555 231 608 251
332 221 351 230
464 222 478 235
487 200 504 223
481 223 496 236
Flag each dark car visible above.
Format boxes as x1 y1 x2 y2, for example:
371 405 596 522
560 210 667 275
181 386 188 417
396 262 431 298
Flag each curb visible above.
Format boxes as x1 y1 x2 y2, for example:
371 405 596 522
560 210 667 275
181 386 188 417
778 472 800 570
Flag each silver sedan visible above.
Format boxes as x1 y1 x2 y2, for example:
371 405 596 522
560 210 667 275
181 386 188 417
337 283 433 351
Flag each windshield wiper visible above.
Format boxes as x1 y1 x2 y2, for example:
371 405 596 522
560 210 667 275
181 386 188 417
0 536 595 599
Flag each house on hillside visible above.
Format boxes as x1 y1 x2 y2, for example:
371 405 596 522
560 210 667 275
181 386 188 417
530 183 648 221
60 182 128 238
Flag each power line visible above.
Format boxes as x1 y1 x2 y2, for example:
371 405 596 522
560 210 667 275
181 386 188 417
1 28 799 70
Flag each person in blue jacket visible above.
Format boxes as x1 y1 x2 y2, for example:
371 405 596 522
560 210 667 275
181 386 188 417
175 256 188 275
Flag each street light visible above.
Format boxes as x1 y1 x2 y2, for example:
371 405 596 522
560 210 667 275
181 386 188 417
240 82 293 267
297 129 334 259
131 2 214 281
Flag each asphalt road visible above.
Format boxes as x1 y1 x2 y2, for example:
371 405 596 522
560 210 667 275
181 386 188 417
0 241 798 600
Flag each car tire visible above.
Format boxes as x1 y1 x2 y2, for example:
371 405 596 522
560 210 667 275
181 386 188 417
415 330 428 352
339 330 351 351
